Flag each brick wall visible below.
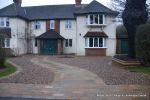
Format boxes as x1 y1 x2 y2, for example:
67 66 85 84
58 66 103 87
46 19 60 33
85 48 106 56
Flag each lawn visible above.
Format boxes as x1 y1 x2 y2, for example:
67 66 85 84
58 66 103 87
127 66 150 75
0 61 17 77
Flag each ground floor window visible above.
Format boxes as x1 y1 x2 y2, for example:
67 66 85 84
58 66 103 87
85 37 106 48
65 39 72 47
0 38 10 48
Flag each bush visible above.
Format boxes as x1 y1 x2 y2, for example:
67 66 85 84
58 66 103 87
147 18 150 24
135 24 150 66
116 25 128 36
0 37 6 68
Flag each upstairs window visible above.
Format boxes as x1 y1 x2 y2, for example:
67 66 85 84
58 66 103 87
50 20 55 29
0 17 9 27
34 21 41 30
65 20 72 29
87 14 105 25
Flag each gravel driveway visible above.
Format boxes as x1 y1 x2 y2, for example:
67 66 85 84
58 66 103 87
48 56 150 85
0 55 54 84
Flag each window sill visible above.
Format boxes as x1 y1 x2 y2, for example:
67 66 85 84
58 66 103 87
65 47 72 48
86 24 107 26
85 47 107 49
2 47 10 49
64 28 73 30
0 26 10 28
35 29 41 30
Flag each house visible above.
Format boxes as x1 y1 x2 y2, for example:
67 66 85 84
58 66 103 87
0 0 118 56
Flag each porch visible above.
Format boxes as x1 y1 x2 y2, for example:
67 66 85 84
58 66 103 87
36 30 64 55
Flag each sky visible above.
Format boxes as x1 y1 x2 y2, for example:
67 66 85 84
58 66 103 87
0 0 111 9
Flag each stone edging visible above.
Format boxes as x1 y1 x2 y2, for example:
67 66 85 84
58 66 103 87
112 57 140 66
0 59 22 79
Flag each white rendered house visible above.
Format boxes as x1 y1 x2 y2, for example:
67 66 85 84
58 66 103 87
0 0 118 56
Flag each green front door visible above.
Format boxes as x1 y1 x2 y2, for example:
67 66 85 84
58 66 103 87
42 40 58 55
121 39 128 54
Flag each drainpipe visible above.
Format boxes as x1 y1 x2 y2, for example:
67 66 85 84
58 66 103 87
76 18 78 56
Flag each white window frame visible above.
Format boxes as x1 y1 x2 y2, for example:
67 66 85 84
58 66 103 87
65 20 72 29
86 14 106 26
34 21 41 30
0 38 10 48
50 20 55 29
0 17 10 27
65 39 72 47
85 37 106 48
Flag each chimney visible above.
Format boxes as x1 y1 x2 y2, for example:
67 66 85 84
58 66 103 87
75 0 82 7
13 0 22 6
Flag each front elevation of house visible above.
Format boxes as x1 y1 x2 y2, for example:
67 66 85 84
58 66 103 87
0 0 118 56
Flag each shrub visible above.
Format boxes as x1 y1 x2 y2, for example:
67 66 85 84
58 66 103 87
0 36 6 68
135 24 150 66
147 18 150 24
116 25 128 37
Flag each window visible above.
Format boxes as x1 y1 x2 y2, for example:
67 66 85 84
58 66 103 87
50 20 55 29
34 21 41 29
87 14 105 25
65 39 72 47
0 17 9 27
85 37 106 48
0 38 10 48
65 20 72 29
6 18 9 27
35 39 37 47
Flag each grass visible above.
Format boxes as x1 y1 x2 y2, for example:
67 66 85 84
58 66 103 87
0 61 17 77
127 66 150 75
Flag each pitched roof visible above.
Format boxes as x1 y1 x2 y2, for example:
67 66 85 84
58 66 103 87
24 4 84 20
0 4 27 19
36 30 64 39
0 0 118 20
75 0 118 15
84 31 108 37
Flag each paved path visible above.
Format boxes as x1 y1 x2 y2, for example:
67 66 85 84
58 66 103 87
0 55 150 99
48 55 150 85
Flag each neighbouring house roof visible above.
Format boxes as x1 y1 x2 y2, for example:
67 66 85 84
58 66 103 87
36 30 64 39
0 27 11 38
0 4 27 19
84 31 108 37
0 0 118 20
116 25 128 39
75 0 118 15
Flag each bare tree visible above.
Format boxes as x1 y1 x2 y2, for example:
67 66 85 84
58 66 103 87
111 0 126 12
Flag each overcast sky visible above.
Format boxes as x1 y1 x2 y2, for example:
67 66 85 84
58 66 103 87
0 0 111 9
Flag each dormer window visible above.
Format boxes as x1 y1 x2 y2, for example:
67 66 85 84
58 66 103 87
0 17 9 27
86 14 106 26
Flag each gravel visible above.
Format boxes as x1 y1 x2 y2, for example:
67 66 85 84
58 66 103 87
48 56 150 85
0 55 54 84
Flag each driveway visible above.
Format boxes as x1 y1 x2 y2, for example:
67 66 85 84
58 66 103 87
0 55 149 99
48 55 150 85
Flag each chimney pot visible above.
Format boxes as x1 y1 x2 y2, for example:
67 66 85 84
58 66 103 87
13 0 22 6
75 0 82 7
